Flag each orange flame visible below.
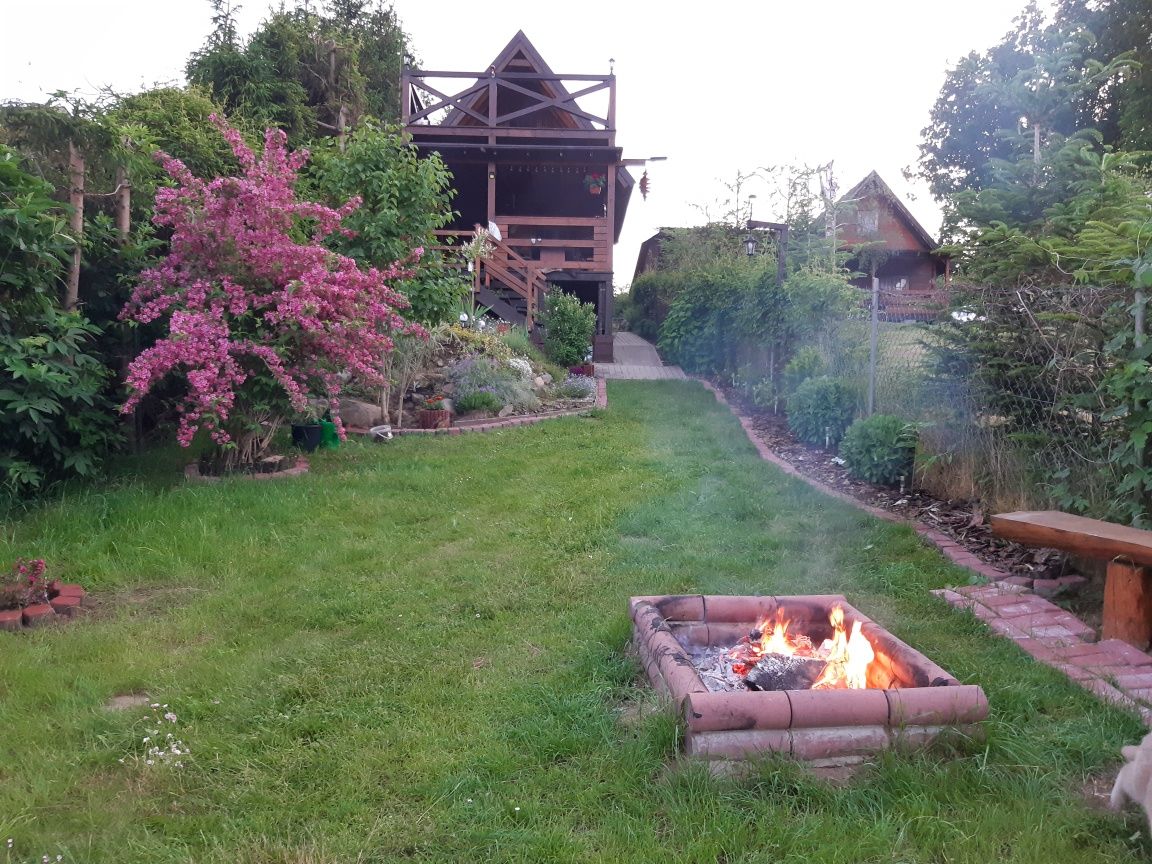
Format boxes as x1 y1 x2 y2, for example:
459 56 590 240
729 604 875 689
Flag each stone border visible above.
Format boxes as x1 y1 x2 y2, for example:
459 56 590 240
0 583 91 632
694 377 1152 725
184 457 310 483
373 378 608 437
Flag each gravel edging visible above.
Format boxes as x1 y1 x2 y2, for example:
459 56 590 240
695 377 1152 725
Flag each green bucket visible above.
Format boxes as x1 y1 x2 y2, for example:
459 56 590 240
319 419 340 449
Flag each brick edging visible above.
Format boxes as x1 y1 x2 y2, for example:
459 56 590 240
379 379 608 437
693 377 1152 724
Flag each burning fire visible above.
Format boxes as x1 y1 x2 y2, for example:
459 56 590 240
728 604 876 689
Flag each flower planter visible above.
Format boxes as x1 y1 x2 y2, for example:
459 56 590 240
418 408 452 430
291 422 323 452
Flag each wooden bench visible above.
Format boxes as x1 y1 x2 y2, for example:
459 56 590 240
990 510 1152 648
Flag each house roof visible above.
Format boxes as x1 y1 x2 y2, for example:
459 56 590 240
442 30 596 132
838 170 938 251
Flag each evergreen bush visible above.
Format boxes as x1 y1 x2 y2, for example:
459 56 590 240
786 376 855 446
541 290 595 367
839 414 918 486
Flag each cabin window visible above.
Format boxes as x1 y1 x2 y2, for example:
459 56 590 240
879 276 909 292
856 209 879 234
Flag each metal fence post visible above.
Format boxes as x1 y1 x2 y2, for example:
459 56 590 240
868 272 879 416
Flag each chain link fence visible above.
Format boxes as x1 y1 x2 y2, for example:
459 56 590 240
795 283 1126 516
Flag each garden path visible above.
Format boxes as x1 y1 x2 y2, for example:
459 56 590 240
596 332 687 380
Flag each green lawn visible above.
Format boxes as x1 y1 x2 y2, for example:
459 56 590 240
0 381 1144 863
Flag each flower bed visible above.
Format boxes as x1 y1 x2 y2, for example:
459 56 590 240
0 559 89 632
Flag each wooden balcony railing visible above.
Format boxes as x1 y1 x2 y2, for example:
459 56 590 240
402 69 615 139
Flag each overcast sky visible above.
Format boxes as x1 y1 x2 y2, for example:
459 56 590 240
3 1 1035 286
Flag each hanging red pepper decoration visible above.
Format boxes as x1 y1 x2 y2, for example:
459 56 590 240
639 170 650 201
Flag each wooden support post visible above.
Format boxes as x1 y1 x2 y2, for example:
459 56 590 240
66 140 85 311
115 166 131 243
1104 558 1152 648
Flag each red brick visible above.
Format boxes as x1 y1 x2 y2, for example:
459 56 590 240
1124 688 1152 703
701 595 778 624
56 583 85 598
1096 639 1152 667
1115 672 1152 690
886 685 988 726
0 609 22 632
685 729 792 760
989 618 1030 640
49 595 81 617
1080 678 1138 709
1056 575 1088 589
652 594 705 623
998 576 1034 588
786 689 890 729
21 603 55 627
1031 578 1063 596
1052 662 1095 681
683 691 792 732
790 725 890 760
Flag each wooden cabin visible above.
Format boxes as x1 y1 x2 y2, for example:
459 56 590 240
402 31 634 361
632 172 950 322
837 171 950 321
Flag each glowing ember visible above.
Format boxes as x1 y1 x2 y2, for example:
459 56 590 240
726 604 875 690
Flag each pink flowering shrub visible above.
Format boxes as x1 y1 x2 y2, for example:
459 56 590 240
0 558 48 610
120 115 424 467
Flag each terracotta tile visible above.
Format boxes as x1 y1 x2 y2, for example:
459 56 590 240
886 685 989 726
790 725 890 760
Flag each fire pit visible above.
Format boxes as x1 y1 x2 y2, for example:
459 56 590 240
630 594 987 764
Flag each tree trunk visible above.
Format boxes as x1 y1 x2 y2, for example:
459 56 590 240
66 140 85 311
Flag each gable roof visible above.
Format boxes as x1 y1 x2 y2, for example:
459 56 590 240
838 171 938 250
442 31 596 131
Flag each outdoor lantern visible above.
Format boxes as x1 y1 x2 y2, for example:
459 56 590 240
744 234 758 257
459 313 470 326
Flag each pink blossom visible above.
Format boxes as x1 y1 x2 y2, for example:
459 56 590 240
121 117 425 450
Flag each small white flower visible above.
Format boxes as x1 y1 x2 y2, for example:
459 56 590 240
164 712 177 723
142 737 150 743
151 703 159 708
514 807 520 812
7 838 13 849
145 759 154 765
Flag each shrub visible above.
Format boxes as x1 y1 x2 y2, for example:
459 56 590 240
782 346 827 395
555 375 596 399
1 146 121 497
625 271 686 341
499 326 535 357
541 290 595 367
839 414 918 486
119 117 422 471
448 356 539 411
454 390 503 413
786 376 855 446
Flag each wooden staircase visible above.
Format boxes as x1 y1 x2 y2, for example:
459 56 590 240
478 238 547 330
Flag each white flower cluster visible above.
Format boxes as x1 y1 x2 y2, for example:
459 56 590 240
4 839 63 863
120 702 191 769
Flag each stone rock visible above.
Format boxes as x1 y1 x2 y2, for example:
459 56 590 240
541 372 553 384
339 398 384 429
442 383 456 395
441 398 454 415
498 405 514 418
532 376 547 390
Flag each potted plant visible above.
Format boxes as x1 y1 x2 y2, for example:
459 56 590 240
418 395 452 429
290 412 324 452
583 173 607 195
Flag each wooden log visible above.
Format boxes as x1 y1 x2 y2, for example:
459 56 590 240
1104 560 1152 649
